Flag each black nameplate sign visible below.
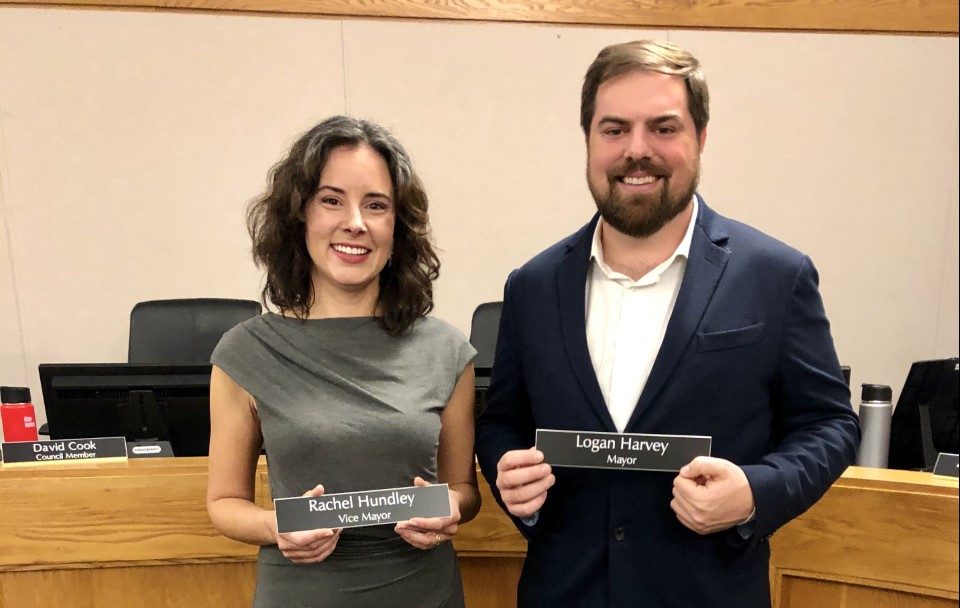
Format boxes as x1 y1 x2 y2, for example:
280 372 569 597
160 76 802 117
274 484 451 533
536 429 712 472
932 453 959 479
1 437 127 468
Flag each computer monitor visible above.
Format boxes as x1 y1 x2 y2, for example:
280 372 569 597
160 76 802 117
38 363 212 457
888 358 959 471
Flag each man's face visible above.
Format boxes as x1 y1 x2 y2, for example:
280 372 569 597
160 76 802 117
586 70 706 238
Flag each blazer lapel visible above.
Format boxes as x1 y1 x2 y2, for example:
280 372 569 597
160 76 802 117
626 198 730 430
556 215 618 432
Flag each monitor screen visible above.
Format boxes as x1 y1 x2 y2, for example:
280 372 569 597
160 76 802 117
888 357 959 470
38 363 212 457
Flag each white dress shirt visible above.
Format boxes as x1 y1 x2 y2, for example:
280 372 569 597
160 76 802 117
586 199 698 432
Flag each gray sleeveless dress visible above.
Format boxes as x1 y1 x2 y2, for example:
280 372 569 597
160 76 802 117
211 313 476 608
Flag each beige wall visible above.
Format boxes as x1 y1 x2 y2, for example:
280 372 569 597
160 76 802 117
0 8 957 427
0 134 27 387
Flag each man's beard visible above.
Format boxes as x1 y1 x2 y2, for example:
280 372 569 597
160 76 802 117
589 156 698 238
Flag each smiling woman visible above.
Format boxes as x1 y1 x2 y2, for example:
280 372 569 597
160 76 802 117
304 145 397 310
205 116 480 608
246 116 439 335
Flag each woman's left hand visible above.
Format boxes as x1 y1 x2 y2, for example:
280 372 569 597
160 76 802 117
394 477 461 549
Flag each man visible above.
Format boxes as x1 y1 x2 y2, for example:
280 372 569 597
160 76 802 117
475 40 859 608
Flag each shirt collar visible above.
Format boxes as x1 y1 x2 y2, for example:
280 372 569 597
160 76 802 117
590 195 699 285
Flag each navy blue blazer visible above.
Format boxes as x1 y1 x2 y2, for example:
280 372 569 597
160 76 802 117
475 198 860 608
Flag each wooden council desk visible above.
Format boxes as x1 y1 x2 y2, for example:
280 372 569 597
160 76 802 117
0 458 956 608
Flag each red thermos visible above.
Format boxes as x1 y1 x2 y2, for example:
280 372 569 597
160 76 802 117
1 386 39 442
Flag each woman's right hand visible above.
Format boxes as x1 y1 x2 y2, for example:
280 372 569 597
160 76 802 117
274 484 342 564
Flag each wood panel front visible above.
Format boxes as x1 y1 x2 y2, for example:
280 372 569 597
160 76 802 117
779 576 956 608
2 459 957 608
770 466 959 607
460 557 523 608
0 458 259 608
0 458 257 569
0 563 256 608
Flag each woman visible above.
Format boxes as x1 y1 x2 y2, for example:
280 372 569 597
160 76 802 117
206 116 480 608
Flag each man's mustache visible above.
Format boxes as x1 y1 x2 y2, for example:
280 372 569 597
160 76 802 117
607 157 670 181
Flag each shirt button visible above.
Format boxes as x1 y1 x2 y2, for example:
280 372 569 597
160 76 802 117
613 527 626 541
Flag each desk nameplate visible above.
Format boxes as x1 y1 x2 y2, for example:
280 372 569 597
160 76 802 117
274 484 451 533
933 452 959 479
1 436 127 468
536 429 711 472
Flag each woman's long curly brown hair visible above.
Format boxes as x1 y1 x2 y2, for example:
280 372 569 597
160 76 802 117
247 116 440 336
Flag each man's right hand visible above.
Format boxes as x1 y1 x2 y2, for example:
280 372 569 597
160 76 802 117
495 447 555 519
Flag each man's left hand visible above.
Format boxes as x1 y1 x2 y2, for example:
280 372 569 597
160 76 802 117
670 456 755 535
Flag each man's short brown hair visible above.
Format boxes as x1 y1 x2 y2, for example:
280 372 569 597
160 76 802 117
580 40 709 137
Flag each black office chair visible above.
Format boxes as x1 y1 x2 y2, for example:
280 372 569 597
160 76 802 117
470 301 502 370
469 302 502 417
128 298 262 364
36 298 262 438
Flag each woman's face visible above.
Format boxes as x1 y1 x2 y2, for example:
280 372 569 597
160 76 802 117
304 144 396 303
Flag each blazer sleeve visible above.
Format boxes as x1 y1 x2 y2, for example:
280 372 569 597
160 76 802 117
475 269 542 538
740 255 861 545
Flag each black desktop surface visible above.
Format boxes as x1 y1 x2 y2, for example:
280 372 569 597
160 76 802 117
888 358 959 470
38 363 212 457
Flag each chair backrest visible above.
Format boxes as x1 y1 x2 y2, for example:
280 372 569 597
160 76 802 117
128 298 262 364
469 301 503 372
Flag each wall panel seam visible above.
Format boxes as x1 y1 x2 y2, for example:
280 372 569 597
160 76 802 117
0 101 30 385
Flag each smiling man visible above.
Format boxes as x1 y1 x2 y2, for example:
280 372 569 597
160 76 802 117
475 40 860 608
